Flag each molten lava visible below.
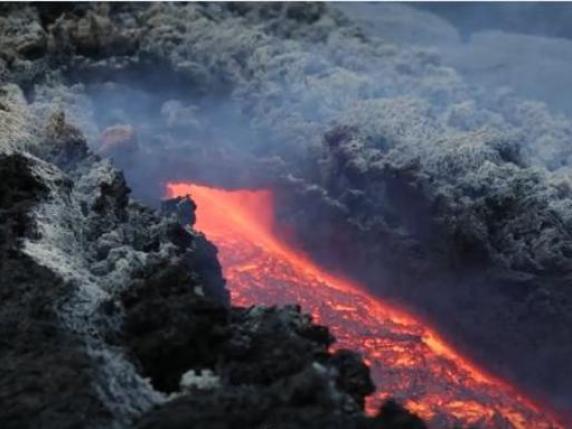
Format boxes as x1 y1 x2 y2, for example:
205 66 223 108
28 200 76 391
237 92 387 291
167 182 564 429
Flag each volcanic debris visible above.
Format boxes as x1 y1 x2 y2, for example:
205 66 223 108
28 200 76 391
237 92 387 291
3 1 571 427
0 64 426 429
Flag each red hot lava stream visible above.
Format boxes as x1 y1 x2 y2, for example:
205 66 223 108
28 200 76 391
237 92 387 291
167 182 564 429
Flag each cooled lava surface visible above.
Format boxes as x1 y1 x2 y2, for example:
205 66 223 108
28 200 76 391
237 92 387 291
167 182 564 429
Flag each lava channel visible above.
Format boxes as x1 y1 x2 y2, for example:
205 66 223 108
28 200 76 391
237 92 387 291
167 182 565 429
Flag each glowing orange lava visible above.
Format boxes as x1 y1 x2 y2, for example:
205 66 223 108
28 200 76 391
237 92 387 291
167 182 564 429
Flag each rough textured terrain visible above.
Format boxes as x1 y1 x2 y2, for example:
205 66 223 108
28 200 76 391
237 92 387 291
1 1 571 424
0 11 426 428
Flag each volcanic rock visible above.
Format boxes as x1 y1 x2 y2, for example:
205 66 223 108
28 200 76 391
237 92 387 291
0 152 114 429
3 1 571 426
161 195 197 227
0 59 425 429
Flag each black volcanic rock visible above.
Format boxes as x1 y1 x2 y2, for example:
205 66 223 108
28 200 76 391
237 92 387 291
161 195 197 227
137 381 427 429
0 0 553 423
0 153 47 243
222 306 334 386
0 153 111 429
0 53 428 429
14 1 572 426
329 349 375 409
374 400 427 429
134 301 426 429
121 260 230 393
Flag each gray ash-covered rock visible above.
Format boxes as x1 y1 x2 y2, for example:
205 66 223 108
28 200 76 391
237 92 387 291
0 152 112 429
27 2 564 413
4 0 572 424
0 42 426 429
272 122 572 414
136 366 424 429
0 88 170 428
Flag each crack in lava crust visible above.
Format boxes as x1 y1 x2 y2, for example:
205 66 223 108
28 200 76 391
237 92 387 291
167 182 564 429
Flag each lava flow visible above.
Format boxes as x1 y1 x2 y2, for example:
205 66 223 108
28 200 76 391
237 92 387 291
167 182 564 429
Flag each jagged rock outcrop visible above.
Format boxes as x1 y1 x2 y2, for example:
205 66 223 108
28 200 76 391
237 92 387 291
0 105 160 428
0 152 113 429
136 368 425 429
0 83 225 427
